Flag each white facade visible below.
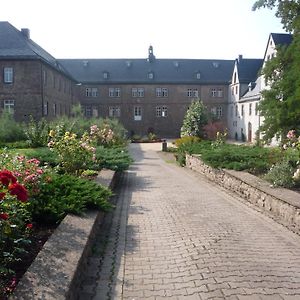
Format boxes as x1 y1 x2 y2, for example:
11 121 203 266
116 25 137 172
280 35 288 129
227 33 289 144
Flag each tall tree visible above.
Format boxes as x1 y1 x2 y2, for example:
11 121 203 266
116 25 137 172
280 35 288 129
180 99 208 137
253 0 300 140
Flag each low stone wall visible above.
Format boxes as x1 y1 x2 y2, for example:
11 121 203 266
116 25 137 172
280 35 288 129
186 154 300 233
10 170 118 300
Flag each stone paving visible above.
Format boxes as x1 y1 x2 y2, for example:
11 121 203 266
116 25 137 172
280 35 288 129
78 143 300 300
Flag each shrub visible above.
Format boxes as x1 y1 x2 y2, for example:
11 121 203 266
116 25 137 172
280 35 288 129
264 160 296 188
180 99 208 137
29 172 113 225
174 136 201 148
23 117 49 148
48 127 96 175
93 146 133 171
0 112 26 143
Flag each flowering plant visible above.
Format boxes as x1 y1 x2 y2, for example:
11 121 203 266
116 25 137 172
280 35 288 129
48 126 96 175
90 123 116 147
282 130 300 184
0 169 32 297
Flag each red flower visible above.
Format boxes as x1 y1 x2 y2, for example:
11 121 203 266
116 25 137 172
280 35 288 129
0 192 5 200
8 183 28 202
26 223 33 229
0 212 9 220
0 170 17 186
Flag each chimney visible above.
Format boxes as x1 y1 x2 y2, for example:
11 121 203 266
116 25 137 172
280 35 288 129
248 82 256 91
21 28 30 39
147 45 156 63
238 54 243 63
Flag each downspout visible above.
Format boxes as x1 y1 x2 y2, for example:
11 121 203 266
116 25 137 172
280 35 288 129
40 62 44 119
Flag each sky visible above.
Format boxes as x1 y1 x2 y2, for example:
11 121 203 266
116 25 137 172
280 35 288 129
0 0 285 60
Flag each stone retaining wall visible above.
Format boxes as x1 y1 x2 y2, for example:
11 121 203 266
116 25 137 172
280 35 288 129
186 154 300 233
10 170 118 300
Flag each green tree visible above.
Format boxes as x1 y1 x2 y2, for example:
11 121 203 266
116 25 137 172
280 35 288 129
180 99 208 137
253 0 300 140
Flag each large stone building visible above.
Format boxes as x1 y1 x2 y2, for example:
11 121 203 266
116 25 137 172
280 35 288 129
0 22 234 138
0 21 292 140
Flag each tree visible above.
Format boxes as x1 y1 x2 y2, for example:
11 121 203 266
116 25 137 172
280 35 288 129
252 0 300 32
180 99 208 137
253 0 300 140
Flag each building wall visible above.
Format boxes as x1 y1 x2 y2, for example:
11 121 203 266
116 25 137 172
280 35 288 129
79 83 229 138
0 60 76 122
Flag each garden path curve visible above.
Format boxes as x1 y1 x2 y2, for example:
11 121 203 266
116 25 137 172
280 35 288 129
78 142 300 300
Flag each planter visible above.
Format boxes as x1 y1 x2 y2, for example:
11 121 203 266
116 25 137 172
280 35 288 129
10 170 118 300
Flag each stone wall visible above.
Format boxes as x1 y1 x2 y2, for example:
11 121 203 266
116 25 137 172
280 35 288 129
186 154 300 233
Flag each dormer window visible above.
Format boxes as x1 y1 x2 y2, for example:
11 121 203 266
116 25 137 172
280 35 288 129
148 72 154 79
196 72 201 80
103 72 109 79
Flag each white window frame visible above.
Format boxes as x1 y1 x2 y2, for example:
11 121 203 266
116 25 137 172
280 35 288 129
138 88 144 97
86 88 92 97
43 102 48 116
109 88 114 97
187 89 192 97
156 88 162 97
249 103 252 116
193 89 199 97
4 100 14 114
132 88 138 97
4 67 13 83
217 88 223 97
134 106 142 121
109 106 121 118
156 106 168 117
162 88 168 97
255 102 259 116
217 106 223 118
211 88 217 97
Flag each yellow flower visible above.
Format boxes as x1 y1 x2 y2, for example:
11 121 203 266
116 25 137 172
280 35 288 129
49 130 55 137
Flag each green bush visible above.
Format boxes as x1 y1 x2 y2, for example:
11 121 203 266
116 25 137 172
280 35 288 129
0 112 26 143
30 173 113 225
176 141 281 174
92 146 133 171
264 160 296 188
24 117 50 147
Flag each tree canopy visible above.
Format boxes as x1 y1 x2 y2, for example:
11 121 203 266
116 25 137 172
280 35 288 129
253 0 300 140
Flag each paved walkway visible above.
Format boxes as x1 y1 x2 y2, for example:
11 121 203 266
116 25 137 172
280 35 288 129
78 143 300 300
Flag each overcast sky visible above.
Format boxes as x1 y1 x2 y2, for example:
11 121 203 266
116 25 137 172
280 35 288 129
1 0 285 60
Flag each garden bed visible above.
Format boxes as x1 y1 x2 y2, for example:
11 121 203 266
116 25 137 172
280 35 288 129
9 169 117 300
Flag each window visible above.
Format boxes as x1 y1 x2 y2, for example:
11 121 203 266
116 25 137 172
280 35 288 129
156 88 168 97
43 71 47 86
230 105 233 117
109 88 121 97
249 103 252 116
86 88 92 97
156 106 168 117
53 103 57 116
109 106 121 118
255 102 259 115
235 105 238 117
92 88 98 97
235 86 238 95
148 72 154 79
85 106 92 117
132 88 144 97
4 67 13 83
156 88 162 97
217 88 223 97
211 88 217 97
134 106 142 121
103 72 109 79
187 89 199 97
241 104 244 116
211 107 217 116
196 72 201 79
4 100 14 114
217 106 223 118
43 102 48 116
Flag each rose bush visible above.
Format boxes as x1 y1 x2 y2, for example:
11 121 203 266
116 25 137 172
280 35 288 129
0 170 32 298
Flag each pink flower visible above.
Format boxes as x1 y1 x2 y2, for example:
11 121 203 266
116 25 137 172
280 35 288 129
287 130 296 139
26 223 33 229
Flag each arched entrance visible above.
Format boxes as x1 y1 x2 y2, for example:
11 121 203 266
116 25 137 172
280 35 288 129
248 122 252 142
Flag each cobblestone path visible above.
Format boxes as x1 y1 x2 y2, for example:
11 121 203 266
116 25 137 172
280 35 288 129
78 143 300 300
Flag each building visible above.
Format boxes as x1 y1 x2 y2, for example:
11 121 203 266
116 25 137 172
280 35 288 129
58 48 234 137
0 22 77 122
227 33 292 143
0 21 292 139
0 22 234 138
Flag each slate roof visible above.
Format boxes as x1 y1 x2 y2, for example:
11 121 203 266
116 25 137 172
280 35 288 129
271 33 292 46
58 58 235 85
236 58 263 84
240 76 262 102
0 21 67 74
